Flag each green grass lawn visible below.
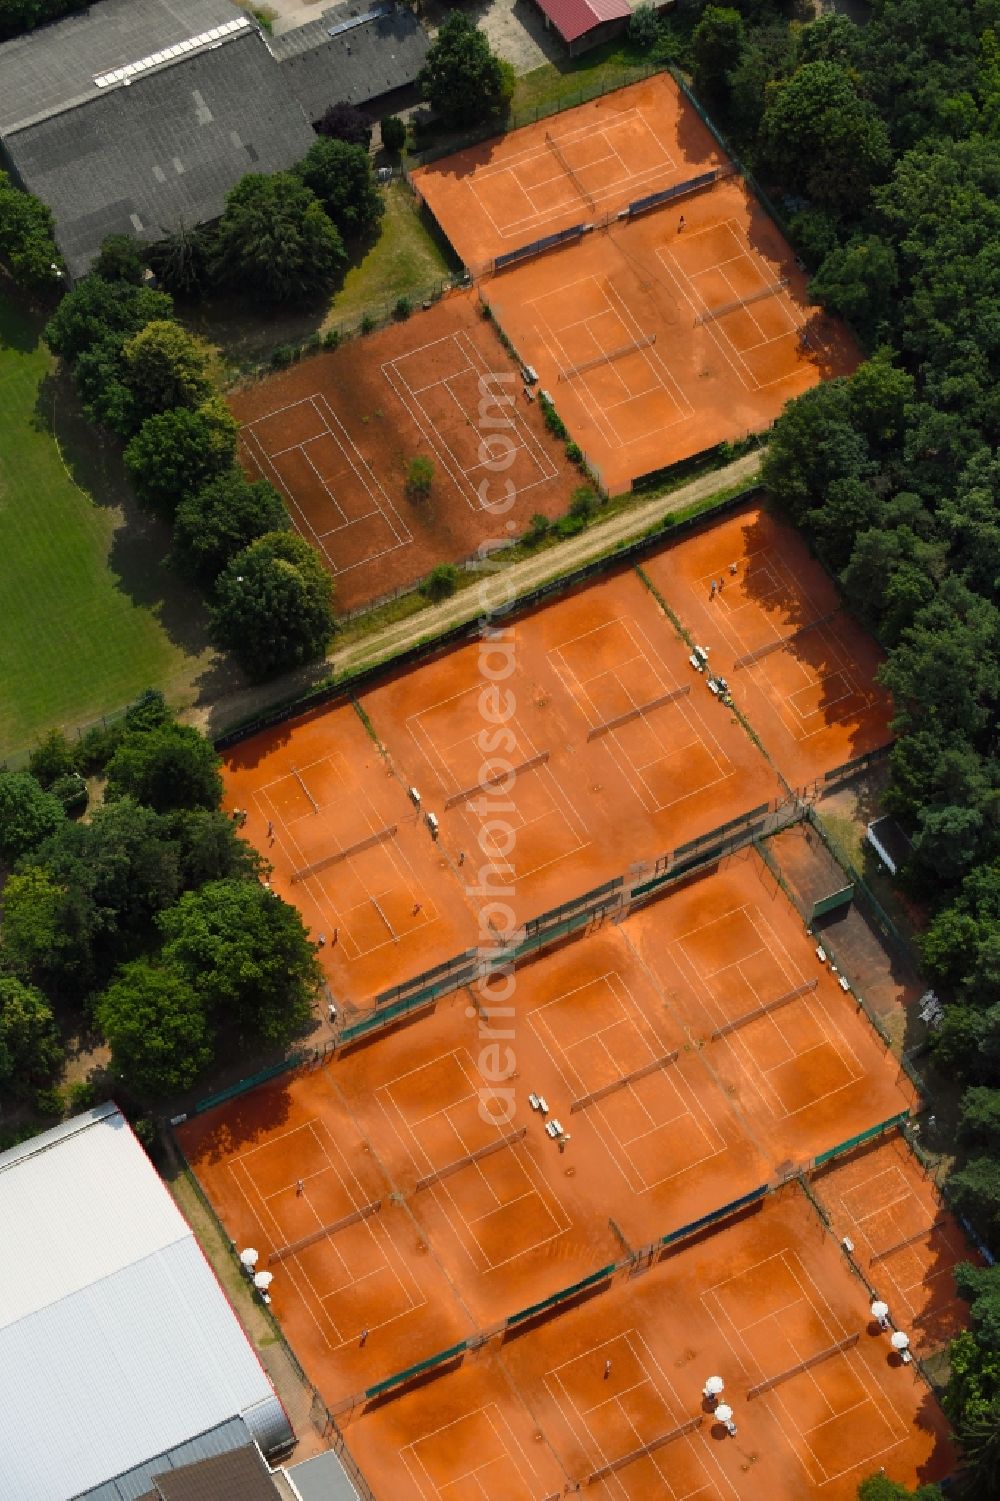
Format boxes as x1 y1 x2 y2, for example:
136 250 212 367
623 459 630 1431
510 43 655 118
0 292 214 759
180 182 455 374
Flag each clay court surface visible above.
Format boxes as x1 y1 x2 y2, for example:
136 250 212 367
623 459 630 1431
179 850 918 1414
343 1184 952 1500
359 565 781 928
228 291 576 611
410 74 727 270
813 1132 980 1354
643 503 893 787
221 700 479 1004
484 176 858 492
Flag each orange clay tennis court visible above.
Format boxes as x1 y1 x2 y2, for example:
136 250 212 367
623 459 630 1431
344 1182 953 1500
483 173 859 492
359 564 781 928
221 699 479 1008
179 848 917 1410
812 1130 982 1355
410 74 728 269
228 291 576 612
642 501 894 787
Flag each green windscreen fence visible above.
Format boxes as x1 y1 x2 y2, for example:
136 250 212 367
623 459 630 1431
812 1112 909 1169
811 885 854 922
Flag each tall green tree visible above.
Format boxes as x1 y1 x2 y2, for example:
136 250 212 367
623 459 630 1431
295 137 384 239
419 12 511 128
159 879 320 1044
0 975 64 1100
760 61 892 216
104 724 223 813
212 173 346 303
0 772 64 863
0 171 63 289
97 961 212 1098
124 398 238 515
211 531 335 677
173 471 290 589
691 7 746 105
121 319 212 419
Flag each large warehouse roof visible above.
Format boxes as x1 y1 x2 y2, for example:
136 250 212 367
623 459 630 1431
0 1103 291 1501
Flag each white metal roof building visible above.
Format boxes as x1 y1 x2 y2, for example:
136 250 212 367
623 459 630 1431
0 1103 293 1501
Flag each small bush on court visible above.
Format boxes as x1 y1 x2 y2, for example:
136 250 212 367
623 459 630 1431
394 295 413 320
406 454 434 500
421 563 460 601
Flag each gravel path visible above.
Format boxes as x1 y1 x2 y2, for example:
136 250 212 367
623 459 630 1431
191 451 763 740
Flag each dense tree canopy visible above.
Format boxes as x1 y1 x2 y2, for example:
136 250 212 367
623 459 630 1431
172 471 290 589
124 398 238 515
211 531 336 676
212 173 346 303
159 879 319 1045
104 724 223 813
0 772 64 864
296 137 384 240
0 171 63 289
97 961 212 1097
419 12 511 128
0 976 64 1100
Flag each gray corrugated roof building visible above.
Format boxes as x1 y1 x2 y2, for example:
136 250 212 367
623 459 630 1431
134 1442 284 1501
0 0 428 280
0 1103 295 1501
270 0 429 121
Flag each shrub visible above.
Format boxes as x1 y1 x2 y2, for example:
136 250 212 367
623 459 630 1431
316 102 373 149
565 441 583 464
323 328 341 349
421 563 460 601
629 3 659 47
49 773 89 817
74 720 127 775
524 513 551 546
555 513 587 538
360 312 377 334
569 485 598 519
28 729 77 788
394 294 413 320
539 393 567 440
382 115 406 153
406 454 434 500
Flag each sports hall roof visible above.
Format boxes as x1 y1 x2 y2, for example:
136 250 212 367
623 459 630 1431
269 1 429 120
0 1103 292 1501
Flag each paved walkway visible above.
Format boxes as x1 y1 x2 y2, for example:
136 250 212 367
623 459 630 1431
190 451 763 741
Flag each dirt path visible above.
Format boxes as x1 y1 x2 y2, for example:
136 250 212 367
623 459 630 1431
191 452 762 739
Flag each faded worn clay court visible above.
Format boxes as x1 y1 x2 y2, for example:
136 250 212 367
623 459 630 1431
229 292 576 611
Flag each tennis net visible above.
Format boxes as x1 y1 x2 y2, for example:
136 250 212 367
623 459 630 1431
544 130 596 209
587 683 689 741
710 978 818 1041
559 333 656 383
445 751 550 809
746 1333 859 1399
414 1125 527 1192
695 279 789 326
291 824 398 882
571 1051 680 1114
584 1416 703 1484
732 611 839 670
268 1199 382 1264
870 1215 949 1265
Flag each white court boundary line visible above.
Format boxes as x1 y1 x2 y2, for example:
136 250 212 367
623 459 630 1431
698 544 875 741
547 613 734 815
465 107 676 243
241 392 412 577
382 329 557 512
670 900 867 1122
656 220 805 393
527 970 727 1195
404 685 592 885
703 1247 909 1484
401 1401 543 1501
526 271 693 452
374 1044 572 1273
251 751 435 962
225 1117 426 1351
544 1326 738 1500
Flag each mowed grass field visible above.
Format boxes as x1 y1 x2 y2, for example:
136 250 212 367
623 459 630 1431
0 292 214 759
